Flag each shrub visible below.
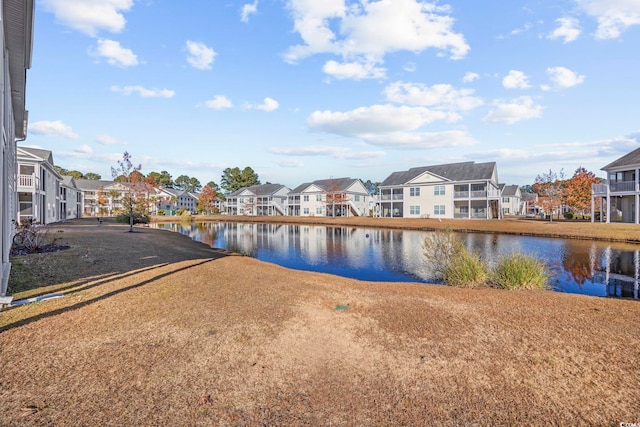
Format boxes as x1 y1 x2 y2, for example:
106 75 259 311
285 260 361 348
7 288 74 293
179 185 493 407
157 209 165 216
442 249 488 288
564 211 574 220
116 212 150 225
491 253 549 290
422 229 465 280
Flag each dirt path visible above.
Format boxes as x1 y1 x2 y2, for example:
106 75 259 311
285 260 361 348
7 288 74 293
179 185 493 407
1 218 639 425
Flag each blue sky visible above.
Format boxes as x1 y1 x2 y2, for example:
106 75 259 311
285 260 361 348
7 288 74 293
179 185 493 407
25 0 640 189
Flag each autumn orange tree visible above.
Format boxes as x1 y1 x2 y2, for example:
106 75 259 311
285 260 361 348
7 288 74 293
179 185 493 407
111 152 156 231
533 169 565 221
564 166 601 218
197 185 218 214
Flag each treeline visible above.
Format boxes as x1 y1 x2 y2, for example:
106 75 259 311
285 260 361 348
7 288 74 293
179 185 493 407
55 164 381 196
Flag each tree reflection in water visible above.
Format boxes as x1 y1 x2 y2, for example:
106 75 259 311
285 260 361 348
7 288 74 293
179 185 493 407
153 222 640 299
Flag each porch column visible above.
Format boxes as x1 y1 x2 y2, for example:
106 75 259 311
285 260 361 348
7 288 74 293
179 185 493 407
467 184 471 219
636 193 640 225
591 194 595 223
606 184 611 224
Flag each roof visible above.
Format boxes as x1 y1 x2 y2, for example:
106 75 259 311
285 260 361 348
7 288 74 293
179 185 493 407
602 146 640 170
4 0 34 139
18 146 54 165
290 178 361 194
229 183 289 197
380 162 496 186
500 184 520 197
74 179 115 191
61 176 76 188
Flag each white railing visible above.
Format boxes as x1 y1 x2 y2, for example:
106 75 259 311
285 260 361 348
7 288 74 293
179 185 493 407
347 199 362 216
610 181 636 192
380 194 403 201
18 174 35 189
592 183 608 195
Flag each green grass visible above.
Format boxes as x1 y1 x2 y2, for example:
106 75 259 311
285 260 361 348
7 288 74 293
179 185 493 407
443 249 488 288
491 253 550 290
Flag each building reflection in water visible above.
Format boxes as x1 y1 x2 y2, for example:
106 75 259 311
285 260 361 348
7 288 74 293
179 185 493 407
153 222 640 299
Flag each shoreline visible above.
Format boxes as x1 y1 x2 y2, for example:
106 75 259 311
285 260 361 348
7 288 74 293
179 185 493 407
151 214 640 244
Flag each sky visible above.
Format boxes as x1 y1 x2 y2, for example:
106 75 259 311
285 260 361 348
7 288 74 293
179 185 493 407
24 0 640 190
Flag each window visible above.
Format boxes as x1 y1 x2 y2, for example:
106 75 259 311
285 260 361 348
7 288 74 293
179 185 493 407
316 207 322 214
355 195 360 202
303 208 310 214
316 194 322 201
503 197 509 203
434 205 445 215
410 206 420 215
303 195 309 202
434 185 445 196
409 187 420 197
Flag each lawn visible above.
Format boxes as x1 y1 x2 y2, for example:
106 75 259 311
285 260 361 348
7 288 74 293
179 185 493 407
1 217 639 425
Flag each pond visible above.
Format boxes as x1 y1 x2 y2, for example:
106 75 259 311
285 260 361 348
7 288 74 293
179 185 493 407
154 222 640 299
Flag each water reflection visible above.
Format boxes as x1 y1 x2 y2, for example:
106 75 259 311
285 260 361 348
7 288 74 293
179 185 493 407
155 222 640 299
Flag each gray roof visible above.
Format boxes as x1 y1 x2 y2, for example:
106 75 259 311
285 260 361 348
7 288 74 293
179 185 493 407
290 177 361 194
229 183 289 197
500 184 520 197
380 162 496 186
160 187 186 197
61 176 76 188
19 146 54 166
74 179 115 191
602 146 640 170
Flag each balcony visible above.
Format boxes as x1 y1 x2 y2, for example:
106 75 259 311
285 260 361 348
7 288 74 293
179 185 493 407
610 181 636 193
592 181 638 195
17 174 38 192
379 194 404 201
454 189 501 199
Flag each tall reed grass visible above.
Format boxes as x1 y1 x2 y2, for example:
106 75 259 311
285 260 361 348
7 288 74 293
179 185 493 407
490 252 549 290
423 230 549 290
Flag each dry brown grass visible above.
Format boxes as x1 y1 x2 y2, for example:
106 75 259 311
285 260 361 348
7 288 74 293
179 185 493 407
1 217 639 426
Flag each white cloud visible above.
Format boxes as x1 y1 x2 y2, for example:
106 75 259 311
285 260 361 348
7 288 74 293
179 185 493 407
574 0 640 39
75 144 94 154
502 70 531 89
241 1 258 23
322 60 386 80
308 104 459 138
462 72 479 83
483 96 543 124
254 97 280 112
360 130 478 149
41 0 133 36
545 66 586 89
510 22 533 36
274 158 305 168
111 85 175 98
92 39 138 67
186 41 216 70
384 81 484 112
96 135 125 145
269 145 385 159
285 0 469 79
471 132 640 170
306 104 475 149
205 95 233 110
403 62 417 72
29 120 79 139
548 17 581 43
